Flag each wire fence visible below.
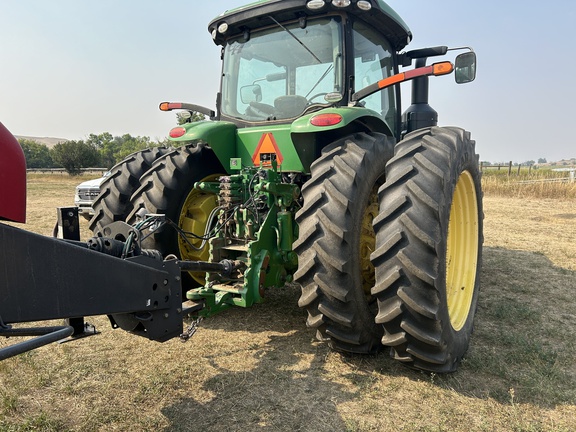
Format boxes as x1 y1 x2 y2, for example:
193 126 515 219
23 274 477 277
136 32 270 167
480 162 575 183
479 161 533 176
26 168 108 175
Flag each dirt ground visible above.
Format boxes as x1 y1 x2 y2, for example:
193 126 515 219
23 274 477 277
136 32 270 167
1 176 575 431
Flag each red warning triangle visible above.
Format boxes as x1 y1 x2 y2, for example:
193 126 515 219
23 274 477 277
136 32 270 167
252 133 284 167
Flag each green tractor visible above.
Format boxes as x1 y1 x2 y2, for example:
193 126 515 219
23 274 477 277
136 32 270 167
90 0 481 373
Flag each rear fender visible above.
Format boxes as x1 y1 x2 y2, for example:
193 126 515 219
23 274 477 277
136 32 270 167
169 121 237 173
290 107 394 173
290 106 393 135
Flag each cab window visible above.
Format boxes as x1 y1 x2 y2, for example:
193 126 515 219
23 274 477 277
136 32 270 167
352 20 396 132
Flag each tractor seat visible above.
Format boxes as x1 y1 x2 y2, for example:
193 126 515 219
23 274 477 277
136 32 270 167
274 95 308 119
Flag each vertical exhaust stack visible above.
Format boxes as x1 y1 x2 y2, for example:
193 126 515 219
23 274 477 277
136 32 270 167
401 57 439 135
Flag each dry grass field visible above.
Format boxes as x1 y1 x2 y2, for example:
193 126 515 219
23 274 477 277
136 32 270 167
1 173 576 431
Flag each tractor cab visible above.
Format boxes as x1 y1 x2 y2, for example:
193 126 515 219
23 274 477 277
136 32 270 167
209 0 412 139
162 0 475 173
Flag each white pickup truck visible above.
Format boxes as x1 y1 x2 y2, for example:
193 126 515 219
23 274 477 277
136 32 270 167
73 172 110 220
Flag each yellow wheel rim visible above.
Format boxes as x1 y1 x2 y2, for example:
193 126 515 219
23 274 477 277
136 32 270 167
446 170 479 331
178 174 220 284
360 185 379 298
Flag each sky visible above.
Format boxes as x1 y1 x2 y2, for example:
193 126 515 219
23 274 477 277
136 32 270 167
1 0 575 163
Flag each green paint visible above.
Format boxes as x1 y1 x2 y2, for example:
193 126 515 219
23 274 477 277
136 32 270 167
291 106 391 135
186 165 299 317
168 120 237 173
236 124 305 172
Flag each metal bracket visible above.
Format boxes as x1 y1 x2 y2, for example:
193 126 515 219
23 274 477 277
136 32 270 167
58 318 100 344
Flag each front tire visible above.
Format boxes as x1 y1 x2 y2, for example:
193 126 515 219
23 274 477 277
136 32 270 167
371 126 483 372
295 132 395 353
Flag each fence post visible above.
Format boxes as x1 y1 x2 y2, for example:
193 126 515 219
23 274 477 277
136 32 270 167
508 161 512 176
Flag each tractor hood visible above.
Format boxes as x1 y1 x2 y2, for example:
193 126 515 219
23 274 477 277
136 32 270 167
209 0 412 51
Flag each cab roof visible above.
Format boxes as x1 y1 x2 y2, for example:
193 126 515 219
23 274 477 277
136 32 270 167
208 0 412 51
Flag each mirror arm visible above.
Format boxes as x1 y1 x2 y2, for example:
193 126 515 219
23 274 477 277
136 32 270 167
159 102 216 119
447 46 475 54
350 61 453 105
399 46 448 67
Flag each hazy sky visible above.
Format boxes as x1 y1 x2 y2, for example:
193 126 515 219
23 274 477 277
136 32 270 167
1 1 574 163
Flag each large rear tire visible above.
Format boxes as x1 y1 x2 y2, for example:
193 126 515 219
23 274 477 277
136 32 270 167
126 143 225 286
371 126 483 372
295 132 395 353
89 147 170 234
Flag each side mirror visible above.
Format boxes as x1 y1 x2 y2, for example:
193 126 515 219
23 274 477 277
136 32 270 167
454 52 477 84
240 84 262 104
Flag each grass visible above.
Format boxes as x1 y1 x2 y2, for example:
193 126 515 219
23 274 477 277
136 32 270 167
481 167 576 199
1 174 576 431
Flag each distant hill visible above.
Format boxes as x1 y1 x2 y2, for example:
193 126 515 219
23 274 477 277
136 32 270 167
538 158 576 168
15 135 68 148
556 158 576 166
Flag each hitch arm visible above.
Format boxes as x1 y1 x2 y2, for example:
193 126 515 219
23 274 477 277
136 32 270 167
178 259 242 276
0 222 186 355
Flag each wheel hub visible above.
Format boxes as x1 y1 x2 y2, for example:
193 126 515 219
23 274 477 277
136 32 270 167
446 170 479 331
178 174 220 284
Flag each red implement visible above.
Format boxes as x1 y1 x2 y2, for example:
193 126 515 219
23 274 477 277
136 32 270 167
0 122 26 223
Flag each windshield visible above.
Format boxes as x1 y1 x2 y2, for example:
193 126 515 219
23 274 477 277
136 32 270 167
221 17 343 122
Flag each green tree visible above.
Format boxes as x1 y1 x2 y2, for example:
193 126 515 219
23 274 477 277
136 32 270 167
92 133 167 168
86 132 114 150
177 111 205 124
119 135 149 163
51 140 100 175
90 132 120 168
113 134 154 162
18 139 53 168
537 157 547 164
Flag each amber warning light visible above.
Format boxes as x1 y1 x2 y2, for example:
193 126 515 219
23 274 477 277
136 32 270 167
160 102 183 111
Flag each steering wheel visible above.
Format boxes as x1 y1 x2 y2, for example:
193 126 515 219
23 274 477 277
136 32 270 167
248 101 275 114
306 93 328 104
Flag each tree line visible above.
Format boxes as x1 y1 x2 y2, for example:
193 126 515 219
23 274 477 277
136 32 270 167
480 158 548 167
19 133 169 175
